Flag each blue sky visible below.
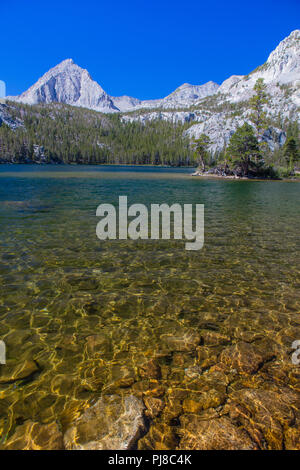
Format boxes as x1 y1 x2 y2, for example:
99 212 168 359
1 0 299 99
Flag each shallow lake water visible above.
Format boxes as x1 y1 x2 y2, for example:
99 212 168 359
0 165 299 449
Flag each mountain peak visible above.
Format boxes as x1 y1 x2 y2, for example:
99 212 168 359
15 58 118 112
216 29 300 105
263 29 300 84
267 29 300 61
177 83 192 89
176 81 218 91
57 58 75 67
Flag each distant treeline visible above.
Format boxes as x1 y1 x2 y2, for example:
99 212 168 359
0 101 299 173
0 102 193 166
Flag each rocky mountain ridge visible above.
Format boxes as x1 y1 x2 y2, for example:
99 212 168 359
124 30 300 152
7 61 219 112
3 30 300 153
8 30 299 114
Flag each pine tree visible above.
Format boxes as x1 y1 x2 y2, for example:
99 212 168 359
226 123 260 176
192 134 211 172
283 137 299 168
249 79 269 137
286 121 299 141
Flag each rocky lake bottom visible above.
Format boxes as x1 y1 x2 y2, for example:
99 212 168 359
0 165 299 450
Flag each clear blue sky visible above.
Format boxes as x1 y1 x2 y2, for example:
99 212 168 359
1 0 299 99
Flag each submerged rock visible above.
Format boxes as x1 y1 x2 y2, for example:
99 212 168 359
138 358 161 379
138 423 178 450
3 421 63 450
196 346 219 368
85 333 110 355
184 365 202 379
57 334 79 352
160 331 200 352
228 388 300 450
63 395 145 450
131 380 165 398
220 341 272 374
200 330 231 346
0 360 39 384
144 397 165 418
102 365 135 393
285 424 300 450
182 388 225 413
178 415 257 450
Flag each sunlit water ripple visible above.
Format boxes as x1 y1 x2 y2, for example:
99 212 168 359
0 165 299 449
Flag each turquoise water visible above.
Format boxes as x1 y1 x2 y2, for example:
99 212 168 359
0 165 299 449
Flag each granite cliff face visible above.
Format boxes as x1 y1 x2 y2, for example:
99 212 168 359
0 103 23 129
184 114 287 153
215 29 300 106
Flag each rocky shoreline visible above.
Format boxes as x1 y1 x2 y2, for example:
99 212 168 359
191 168 284 180
192 170 248 179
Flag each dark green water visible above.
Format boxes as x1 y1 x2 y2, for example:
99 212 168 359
0 165 299 449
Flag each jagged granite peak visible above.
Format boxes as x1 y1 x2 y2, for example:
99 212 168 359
219 30 300 104
162 81 219 106
265 29 300 83
131 81 220 110
111 82 219 111
111 95 142 112
218 75 244 94
174 81 219 94
14 59 119 112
